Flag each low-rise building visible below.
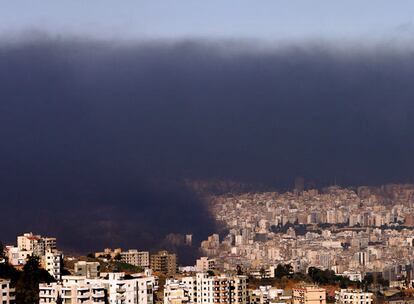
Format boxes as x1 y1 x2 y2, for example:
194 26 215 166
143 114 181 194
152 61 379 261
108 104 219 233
250 286 292 304
335 289 373 304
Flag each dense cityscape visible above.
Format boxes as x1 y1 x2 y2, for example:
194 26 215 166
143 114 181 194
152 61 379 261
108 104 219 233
3 184 414 303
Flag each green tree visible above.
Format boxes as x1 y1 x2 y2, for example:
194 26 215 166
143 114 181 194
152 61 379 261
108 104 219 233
260 267 266 279
274 264 293 279
0 241 6 263
15 256 55 304
114 253 122 261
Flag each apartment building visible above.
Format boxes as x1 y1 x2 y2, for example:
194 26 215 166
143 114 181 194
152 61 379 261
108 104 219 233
41 249 63 281
195 257 215 272
74 261 100 278
17 232 56 257
106 272 155 304
0 279 15 304
164 273 247 304
39 272 155 304
196 273 248 304
250 286 292 304
5 246 31 266
164 277 196 304
335 289 373 304
121 249 150 268
151 251 177 275
293 286 326 304
40 276 106 304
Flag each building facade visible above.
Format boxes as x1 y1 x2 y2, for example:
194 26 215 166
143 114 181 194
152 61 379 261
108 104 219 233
293 286 326 304
39 272 155 304
335 289 373 304
151 251 177 275
0 279 15 304
164 273 247 304
121 250 150 268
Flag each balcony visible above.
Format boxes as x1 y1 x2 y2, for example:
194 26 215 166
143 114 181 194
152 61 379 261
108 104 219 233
93 291 106 298
77 293 91 299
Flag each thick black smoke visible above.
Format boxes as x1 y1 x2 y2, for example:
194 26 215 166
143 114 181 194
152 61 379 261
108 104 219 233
1 38 414 259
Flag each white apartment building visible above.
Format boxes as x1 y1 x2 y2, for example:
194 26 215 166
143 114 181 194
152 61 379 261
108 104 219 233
335 289 373 304
196 273 247 304
164 273 247 304
39 272 155 304
0 279 15 304
40 276 106 304
250 286 292 304
106 272 154 304
164 277 196 304
195 257 215 272
120 249 150 268
41 249 63 281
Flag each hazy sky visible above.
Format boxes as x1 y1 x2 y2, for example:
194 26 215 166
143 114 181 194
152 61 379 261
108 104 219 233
1 1 414 41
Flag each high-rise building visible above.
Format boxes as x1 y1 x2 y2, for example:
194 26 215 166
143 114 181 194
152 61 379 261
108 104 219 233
150 251 177 275
41 249 63 281
294 177 305 194
185 234 193 246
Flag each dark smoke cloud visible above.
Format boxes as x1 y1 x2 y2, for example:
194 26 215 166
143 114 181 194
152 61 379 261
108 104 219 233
1 38 414 260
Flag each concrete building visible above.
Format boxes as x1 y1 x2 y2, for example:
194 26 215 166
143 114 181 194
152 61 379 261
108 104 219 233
0 279 15 304
195 257 215 272
39 272 155 304
17 232 56 257
39 276 106 304
151 251 177 275
5 246 30 266
121 249 150 268
335 289 373 304
250 286 292 304
195 273 247 304
41 249 63 281
74 261 100 278
164 273 247 304
164 277 196 304
293 286 326 304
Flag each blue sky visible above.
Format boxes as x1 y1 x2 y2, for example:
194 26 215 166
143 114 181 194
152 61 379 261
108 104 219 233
1 0 413 41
